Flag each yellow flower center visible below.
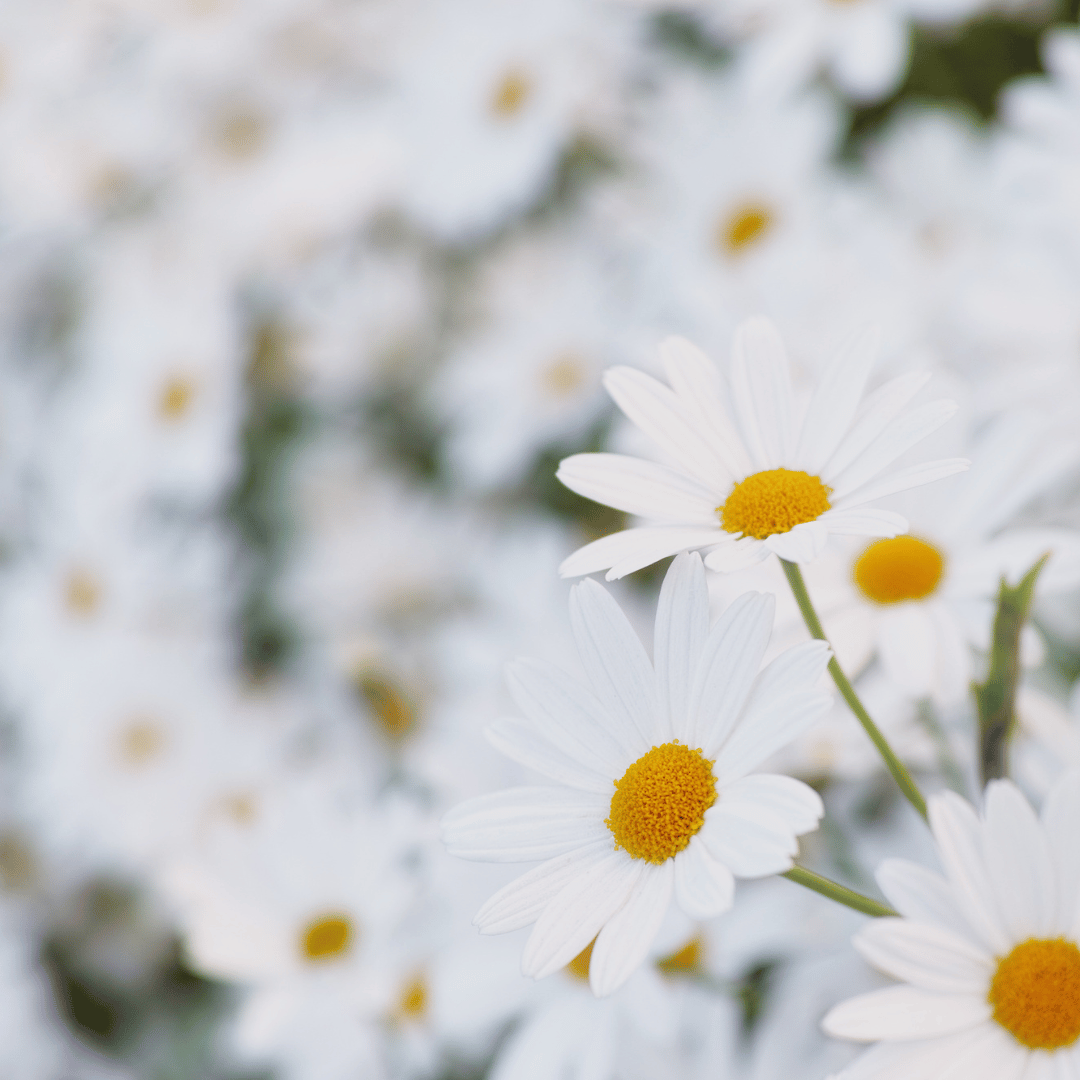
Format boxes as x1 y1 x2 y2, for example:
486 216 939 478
606 741 717 864
354 669 417 739
566 938 595 981
719 469 832 540
988 938 1080 1050
853 536 945 604
118 719 166 767
719 203 773 254
397 972 428 1019
158 376 196 421
301 913 354 962
65 568 101 616
491 69 531 117
656 934 706 977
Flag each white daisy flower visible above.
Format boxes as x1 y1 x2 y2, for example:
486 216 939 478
557 317 968 580
442 552 832 997
824 772 1080 1077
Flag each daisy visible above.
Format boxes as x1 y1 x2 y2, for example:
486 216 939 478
823 772 1080 1078
558 317 968 580
441 552 832 997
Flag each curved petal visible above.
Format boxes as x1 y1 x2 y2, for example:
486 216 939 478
697 801 800 878
655 552 710 744
485 719 612 793
763 520 829 562
833 458 970 510
674 836 736 920
589 861 674 997
704 537 771 572
569 578 660 749
822 985 991 1041
720 773 824 834
730 317 796 470
818 506 909 537
559 526 728 581
875 858 974 944
521 854 643 979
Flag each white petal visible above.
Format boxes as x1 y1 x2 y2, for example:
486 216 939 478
558 526 728 581
825 370 932 479
485 719 612 794
981 780 1056 940
794 325 880 475
730 316 796 470
474 839 614 934
569 578 660 748
506 657 631 769
875 858 977 945
521 854 643 979
710 640 833 778
834 458 971 509
829 400 961 499
822 985 991 1041
659 335 753 478
926 602 972 705
929 792 1011 955
1041 771 1080 935
673 836 736 919
721 773 824 834
818 506 909 537
854 918 994 994
764 519 829 562
556 453 719 524
589 861 674 996
441 788 608 862
936 1023 1030 1080
688 592 775 753
602 366 734 491
655 553 710 744
697 801 800 878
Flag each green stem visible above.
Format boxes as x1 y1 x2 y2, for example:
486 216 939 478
782 866 897 919
780 559 928 822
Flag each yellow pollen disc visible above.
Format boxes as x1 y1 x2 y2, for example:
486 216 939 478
397 972 428 1019
606 741 717 864
719 203 773 254
853 536 945 604
354 670 417 739
65 568 101 616
989 938 1080 1050
719 469 832 540
566 938 595 982
656 934 706 977
158 376 196 420
301 913 354 962
491 69 531 117
542 352 586 397
118 719 166 766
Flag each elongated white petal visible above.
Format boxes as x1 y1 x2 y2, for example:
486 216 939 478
817 507 908 537
674 836 736 919
853 919 993 995
834 458 971 509
485 719 612 793
506 657 632 768
982 779 1057 940
794 325 880 474
556 453 719 524
711 640 832 777
829 399 960 499
558 526 727 581
730 317 796 470
720 774 824 834
589 861 674 996
824 370 932 479
704 537 770 572
697 801 800 877
1041 770 1080 936
688 592 775 753
822 985 991 1041
474 839 614 934
659 336 753 478
878 604 936 699
655 553 710 744
602 366 733 491
569 578 659 749
441 788 608 862
875 859 974 943
521 854 642 979
929 792 1011 955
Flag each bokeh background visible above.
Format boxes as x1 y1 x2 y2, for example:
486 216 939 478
4 1 1080 1078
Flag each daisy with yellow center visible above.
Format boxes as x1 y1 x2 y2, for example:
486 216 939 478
824 773 1080 1076
557 316 968 580
441 553 831 997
